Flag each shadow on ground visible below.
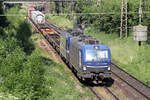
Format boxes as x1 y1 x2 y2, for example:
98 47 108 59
16 21 35 55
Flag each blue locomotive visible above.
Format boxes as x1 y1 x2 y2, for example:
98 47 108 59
28 8 111 83
60 29 111 83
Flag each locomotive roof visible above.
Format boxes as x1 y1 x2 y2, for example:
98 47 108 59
70 35 99 46
64 29 100 45
60 29 102 50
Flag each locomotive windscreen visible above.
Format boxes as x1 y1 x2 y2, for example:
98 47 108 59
85 49 108 62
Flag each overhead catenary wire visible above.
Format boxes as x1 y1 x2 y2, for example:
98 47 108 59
1 11 150 16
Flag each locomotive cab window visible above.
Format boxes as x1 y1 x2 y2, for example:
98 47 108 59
85 49 108 62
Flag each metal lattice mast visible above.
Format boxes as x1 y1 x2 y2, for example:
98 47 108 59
44 1 50 13
120 0 128 39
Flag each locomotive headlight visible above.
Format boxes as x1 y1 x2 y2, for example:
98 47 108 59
108 66 111 70
83 66 87 71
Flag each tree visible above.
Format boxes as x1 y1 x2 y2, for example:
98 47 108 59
0 2 9 27
16 21 35 54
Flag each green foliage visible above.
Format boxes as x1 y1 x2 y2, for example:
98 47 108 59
0 47 50 99
0 27 7 38
0 5 51 99
46 14 73 29
76 0 121 33
20 51 50 99
130 46 150 84
76 0 150 38
16 21 35 54
6 5 23 25
0 46 25 89
5 6 35 54
0 2 9 28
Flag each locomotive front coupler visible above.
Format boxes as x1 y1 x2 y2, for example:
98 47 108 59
93 74 103 84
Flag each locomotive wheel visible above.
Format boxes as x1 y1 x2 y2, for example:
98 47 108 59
77 72 85 83
66 60 70 65
72 67 76 73
103 78 113 86
69 64 73 69
79 76 86 83
67 62 71 69
60 53 63 58
74 69 77 74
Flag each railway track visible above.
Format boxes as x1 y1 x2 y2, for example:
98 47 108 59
89 87 105 100
45 20 64 33
92 86 123 100
104 87 121 100
29 18 150 100
38 34 121 100
111 63 150 100
46 21 132 100
33 20 123 100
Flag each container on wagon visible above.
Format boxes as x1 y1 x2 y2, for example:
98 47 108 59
41 29 56 35
31 11 45 24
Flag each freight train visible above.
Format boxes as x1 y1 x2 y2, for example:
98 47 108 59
28 6 45 24
28 7 111 84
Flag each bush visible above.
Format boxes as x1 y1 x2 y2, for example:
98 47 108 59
0 5 51 99
0 2 9 27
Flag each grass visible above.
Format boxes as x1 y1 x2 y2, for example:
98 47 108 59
46 14 73 29
31 33 96 100
85 27 150 85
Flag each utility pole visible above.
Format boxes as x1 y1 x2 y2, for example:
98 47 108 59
139 0 142 24
68 1 74 14
138 0 143 46
55 2 60 15
44 1 50 13
120 0 128 39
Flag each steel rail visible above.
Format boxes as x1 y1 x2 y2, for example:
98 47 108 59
104 87 121 100
89 87 105 100
111 62 150 100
